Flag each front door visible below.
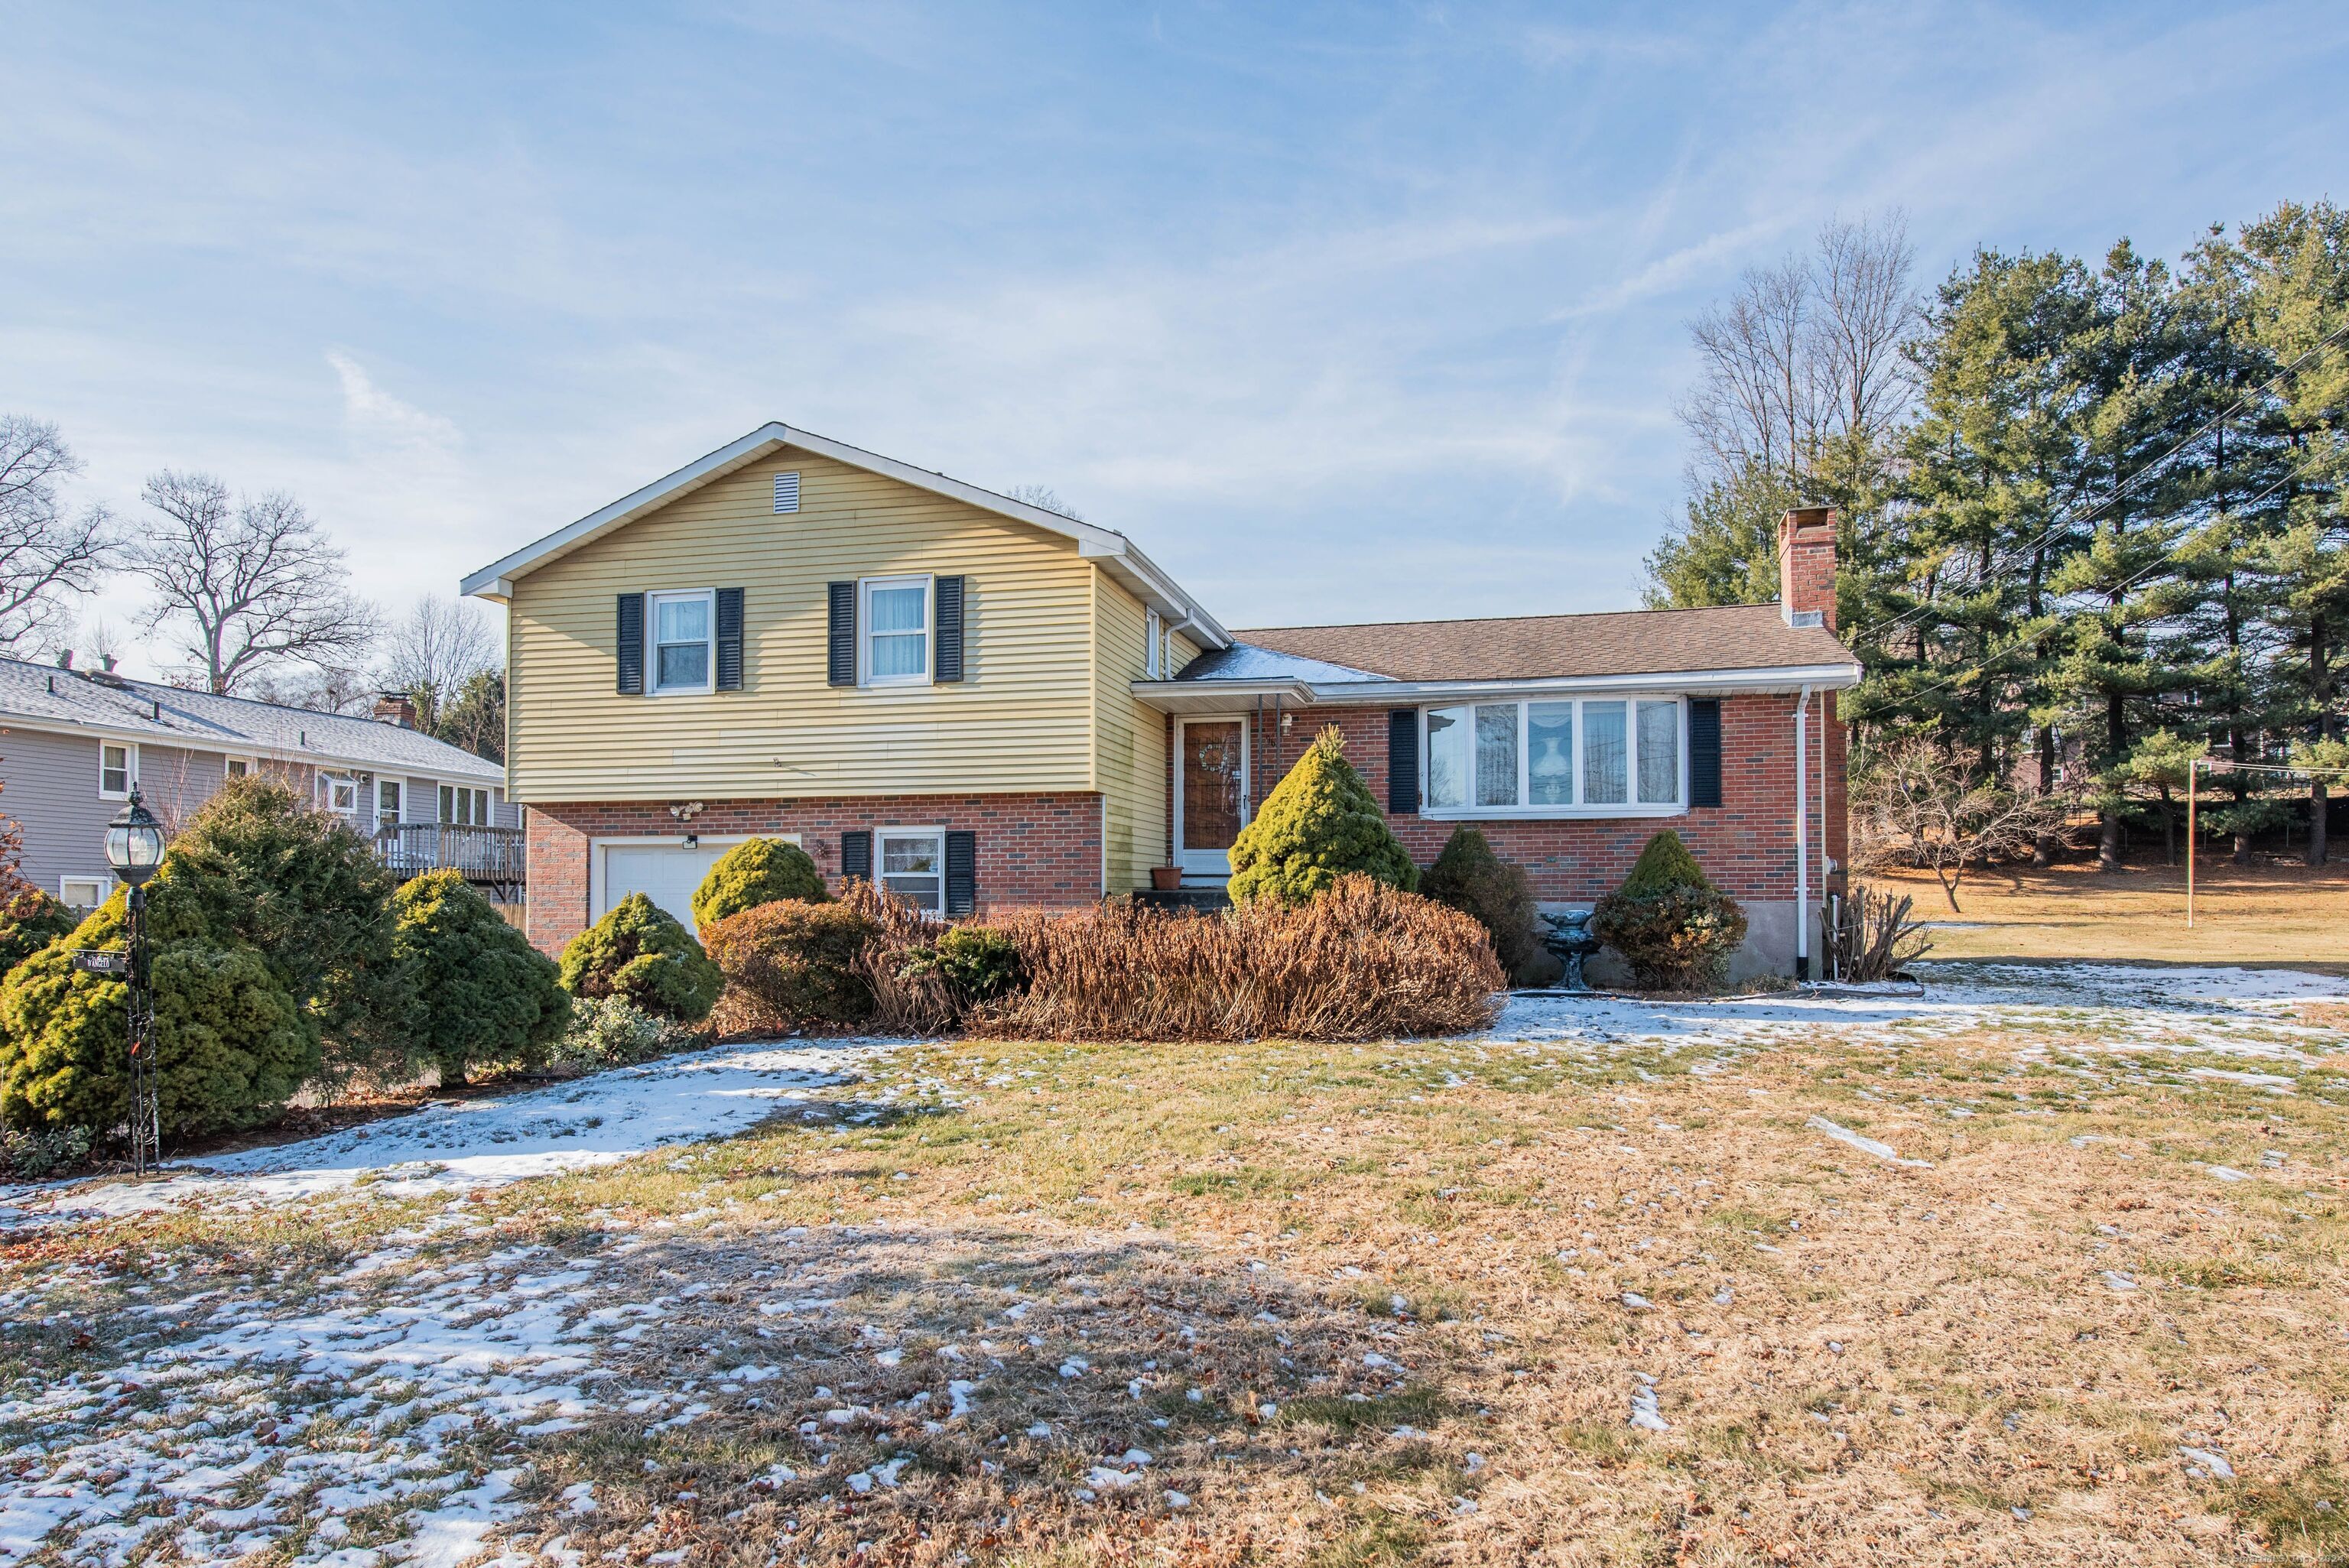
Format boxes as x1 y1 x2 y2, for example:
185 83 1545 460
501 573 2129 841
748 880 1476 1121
1176 717 1249 882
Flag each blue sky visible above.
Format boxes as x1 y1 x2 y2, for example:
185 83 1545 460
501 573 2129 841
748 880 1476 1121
5 1 2346 671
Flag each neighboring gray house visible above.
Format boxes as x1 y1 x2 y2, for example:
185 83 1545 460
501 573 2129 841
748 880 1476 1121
0 654 515 910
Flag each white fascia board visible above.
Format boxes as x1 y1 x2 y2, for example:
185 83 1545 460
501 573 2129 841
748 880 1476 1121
459 422 1231 647
1297 663 1864 702
1128 678 1313 713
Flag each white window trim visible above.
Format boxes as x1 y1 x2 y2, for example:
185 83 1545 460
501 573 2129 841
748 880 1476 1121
1145 608 1164 679
1421 695 1688 820
876 824 947 914
99 740 136 800
224 755 255 780
321 774 361 816
60 875 109 910
859 573 934 687
646 587 718 696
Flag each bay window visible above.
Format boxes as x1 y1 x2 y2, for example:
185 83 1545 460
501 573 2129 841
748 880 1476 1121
1424 696 1683 815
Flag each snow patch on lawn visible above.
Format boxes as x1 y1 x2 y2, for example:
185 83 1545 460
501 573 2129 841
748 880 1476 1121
1 1037 908 1230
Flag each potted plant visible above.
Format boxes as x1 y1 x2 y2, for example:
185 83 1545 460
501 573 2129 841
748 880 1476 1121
1150 865 1183 890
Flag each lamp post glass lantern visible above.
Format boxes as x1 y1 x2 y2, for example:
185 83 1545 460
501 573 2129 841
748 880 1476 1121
105 788 164 1174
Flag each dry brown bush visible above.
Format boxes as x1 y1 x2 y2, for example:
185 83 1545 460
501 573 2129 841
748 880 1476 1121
974 875 1504 1041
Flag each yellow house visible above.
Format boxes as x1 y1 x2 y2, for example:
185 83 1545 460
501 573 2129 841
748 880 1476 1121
467 423 1860 976
463 423 1227 953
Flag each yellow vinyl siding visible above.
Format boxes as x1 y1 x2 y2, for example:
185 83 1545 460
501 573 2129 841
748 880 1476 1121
508 453 1097 802
1093 572 1171 894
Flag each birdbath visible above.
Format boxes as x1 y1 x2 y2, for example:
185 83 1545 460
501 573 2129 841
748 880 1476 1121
1540 911 1601 993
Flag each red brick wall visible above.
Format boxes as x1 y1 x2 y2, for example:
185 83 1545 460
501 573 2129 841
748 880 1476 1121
525 792 1103 953
1213 696 1842 904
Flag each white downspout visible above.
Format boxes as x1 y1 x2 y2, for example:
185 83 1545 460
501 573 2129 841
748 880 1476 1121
1795 685 1811 982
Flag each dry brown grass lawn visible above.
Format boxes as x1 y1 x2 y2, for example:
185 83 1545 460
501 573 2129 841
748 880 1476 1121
1876 859 2349 971
13 986 2348 1567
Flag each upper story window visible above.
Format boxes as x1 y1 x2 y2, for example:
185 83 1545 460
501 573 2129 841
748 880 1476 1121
649 589 715 694
1424 696 1683 816
225 757 252 780
863 576 931 684
99 742 134 799
1145 608 1164 679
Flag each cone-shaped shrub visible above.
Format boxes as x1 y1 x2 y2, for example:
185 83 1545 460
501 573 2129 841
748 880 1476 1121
1419 825 1555 985
0 880 318 1138
395 871 571 1086
1227 726 1418 906
0 886 75 978
559 893 723 1023
1591 829 1747 992
693 836 827 928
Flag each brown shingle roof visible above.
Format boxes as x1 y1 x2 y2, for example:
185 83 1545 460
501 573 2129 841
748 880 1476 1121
1217 603 1855 683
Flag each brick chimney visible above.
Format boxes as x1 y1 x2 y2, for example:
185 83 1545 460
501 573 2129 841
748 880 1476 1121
1777 505 1838 631
373 691 418 729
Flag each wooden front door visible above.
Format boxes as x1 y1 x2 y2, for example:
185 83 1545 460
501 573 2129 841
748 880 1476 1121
1176 717 1249 882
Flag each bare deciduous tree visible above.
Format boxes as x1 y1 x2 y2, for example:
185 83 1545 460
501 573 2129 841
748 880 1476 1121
378 596 499 728
127 472 378 694
1853 735 2070 911
0 416 119 651
1678 212 1921 489
1004 483 1085 521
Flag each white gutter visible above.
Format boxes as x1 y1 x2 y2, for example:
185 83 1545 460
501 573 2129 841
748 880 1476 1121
1795 684 1811 981
0 709 505 785
1130 660 1863 706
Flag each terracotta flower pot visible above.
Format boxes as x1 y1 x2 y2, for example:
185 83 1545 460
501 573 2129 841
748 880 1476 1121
1149 866 1183 891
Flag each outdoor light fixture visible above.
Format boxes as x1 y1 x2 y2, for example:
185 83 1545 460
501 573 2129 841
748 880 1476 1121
104 789 166 888
103 788 164 1174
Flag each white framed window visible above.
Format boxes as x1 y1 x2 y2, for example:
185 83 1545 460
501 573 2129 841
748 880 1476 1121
438 784 491 826
321 775 360 815
99 742 135 799
60 875 108 911
225 756 253 780
861 575 931 686
1424 696 1684 817
378 780 403 824
647 589 716 695
1145 608 1164 679
879 827 945 914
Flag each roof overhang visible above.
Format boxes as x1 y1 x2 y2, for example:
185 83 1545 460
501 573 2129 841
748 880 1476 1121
1130 660 1863 712
0 709 505 784
460 422 1230 649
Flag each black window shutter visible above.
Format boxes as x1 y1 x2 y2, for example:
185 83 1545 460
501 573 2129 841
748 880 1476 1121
1387 709 1419 814
827 582 856 687
616 593 645 695
839 829 872 881
934 575 966 682
1688 699 1723 807
714 588 744 691
944 829 976 917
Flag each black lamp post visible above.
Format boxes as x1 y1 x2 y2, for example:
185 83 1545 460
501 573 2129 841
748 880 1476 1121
104 788 166 1174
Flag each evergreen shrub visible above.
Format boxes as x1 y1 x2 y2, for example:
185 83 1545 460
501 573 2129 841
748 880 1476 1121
0 881 319 1138
0 887 76 978
692 837 827 928
551 995 698 1072
1418 825 1558 986
558 894 724 1023
1590 830 1748 992
167 779 409 1074
700 900 879 1032
1227 726 1418 906
393 871 570 1086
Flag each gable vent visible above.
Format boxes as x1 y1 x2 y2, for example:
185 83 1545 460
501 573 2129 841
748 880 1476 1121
773 472 801 513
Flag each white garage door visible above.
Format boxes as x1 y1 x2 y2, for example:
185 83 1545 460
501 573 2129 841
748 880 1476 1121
599 843 728 933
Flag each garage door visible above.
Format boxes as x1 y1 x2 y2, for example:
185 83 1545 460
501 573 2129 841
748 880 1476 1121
599 843 729 933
